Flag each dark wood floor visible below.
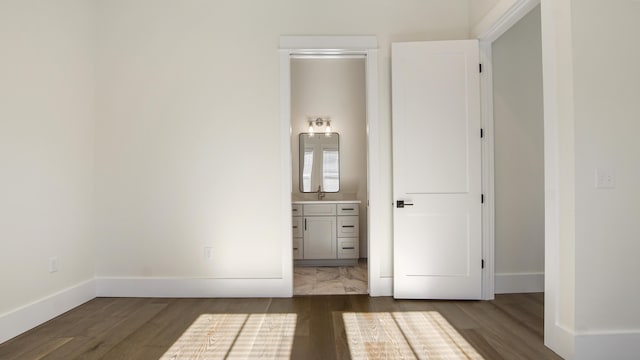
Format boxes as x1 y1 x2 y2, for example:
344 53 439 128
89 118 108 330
0 293 562 359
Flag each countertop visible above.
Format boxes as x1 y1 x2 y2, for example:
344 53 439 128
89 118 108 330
292 200 361 204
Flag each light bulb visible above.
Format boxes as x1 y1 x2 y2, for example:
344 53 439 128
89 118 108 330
325 121 331 133
308 121 314 133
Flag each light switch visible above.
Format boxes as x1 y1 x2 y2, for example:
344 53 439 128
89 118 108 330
49 257 58 273
204 247 213 260
595 168 615 189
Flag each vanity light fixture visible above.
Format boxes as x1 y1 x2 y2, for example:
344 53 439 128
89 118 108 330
307 116 332 135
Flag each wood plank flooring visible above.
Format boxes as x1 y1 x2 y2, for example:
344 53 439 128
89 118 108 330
0 293 562 359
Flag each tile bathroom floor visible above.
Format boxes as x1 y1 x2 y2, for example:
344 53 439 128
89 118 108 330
293 260 368 295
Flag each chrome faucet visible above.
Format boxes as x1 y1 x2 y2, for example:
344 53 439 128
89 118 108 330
317 185 326 200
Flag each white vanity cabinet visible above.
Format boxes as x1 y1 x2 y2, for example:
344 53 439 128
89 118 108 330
292 201 360 264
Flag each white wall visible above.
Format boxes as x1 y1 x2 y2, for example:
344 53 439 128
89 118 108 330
470 0 501 29
93 0 469 285
0 1 469 341
541 0 640 358
492 5 544 293
290 58 368 257
0 0 96 330
571 0 640 357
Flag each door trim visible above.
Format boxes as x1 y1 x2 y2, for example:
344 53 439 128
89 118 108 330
475 0 574 357
279 36 383 296
472 0 541 41
479 41 496 300
476 0 542 301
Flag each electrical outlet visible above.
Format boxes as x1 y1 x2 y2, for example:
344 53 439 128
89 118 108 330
204 247 213 260
49 257 58 273
595 168 615 189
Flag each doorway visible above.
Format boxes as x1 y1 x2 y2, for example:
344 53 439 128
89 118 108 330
290 56 368 295
490 5 544 295
278 36 381 297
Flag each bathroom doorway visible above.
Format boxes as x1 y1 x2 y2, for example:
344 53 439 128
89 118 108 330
290 56 369 295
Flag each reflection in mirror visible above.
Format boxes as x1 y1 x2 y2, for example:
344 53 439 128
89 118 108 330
299 133 339 192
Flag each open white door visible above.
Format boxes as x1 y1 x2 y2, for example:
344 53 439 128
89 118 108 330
392 40 482 299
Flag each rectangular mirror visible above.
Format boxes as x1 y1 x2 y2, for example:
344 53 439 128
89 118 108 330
299 133 340 192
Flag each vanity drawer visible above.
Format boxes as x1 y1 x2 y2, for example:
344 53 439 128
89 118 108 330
338 238 359 259
337 203 359 216
292 217 303 237
293 237 303 260
292 204 303 217
304 204 337 216
337 216 359 237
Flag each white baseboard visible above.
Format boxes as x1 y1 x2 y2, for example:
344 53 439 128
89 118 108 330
546 322 575 359
495 272 544 294
95 277 291 298
0 279 96 344
575 330 640 360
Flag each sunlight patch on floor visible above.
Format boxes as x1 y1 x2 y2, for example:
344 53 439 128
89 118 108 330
160 313 296 359
343 311 484 359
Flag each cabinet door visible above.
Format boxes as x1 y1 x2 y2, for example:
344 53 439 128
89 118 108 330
304 216 337 259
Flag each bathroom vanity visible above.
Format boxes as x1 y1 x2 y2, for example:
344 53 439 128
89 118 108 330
292 201 360 266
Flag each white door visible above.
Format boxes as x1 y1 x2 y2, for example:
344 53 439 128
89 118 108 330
392 40 482 299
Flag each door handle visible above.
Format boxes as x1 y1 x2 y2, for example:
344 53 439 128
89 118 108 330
396 200 414 208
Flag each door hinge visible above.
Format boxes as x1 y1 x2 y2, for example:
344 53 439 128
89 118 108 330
482 259 485 269
481 194 484 204
479 63 482 73
480 128 484 138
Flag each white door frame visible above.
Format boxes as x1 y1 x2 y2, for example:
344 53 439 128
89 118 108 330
474 0 574 357
279 36 383 296
479 41 496 300
476 0 541 301
476 0 571 356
